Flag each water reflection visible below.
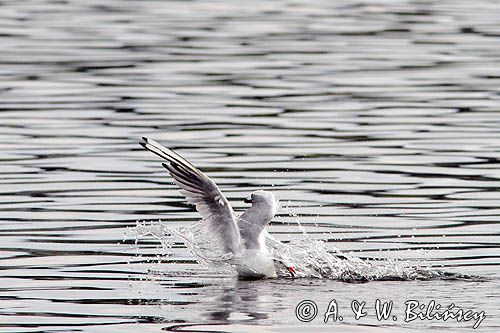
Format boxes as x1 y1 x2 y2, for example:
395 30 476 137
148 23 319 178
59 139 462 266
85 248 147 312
204 283 269 322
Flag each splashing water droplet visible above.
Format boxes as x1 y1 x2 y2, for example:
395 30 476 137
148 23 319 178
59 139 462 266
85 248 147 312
130 219 456 282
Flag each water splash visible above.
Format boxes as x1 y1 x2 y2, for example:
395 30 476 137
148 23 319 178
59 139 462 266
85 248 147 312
130 219 473 282
132 219 236 275
267 236 436 281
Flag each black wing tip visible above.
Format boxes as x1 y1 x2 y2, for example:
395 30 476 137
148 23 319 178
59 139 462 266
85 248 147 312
139 136 150 148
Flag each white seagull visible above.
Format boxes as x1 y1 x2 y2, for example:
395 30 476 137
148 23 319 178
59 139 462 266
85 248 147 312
140 137 296 279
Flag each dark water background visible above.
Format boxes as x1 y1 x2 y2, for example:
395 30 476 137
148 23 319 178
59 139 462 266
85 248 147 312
1 0 499 332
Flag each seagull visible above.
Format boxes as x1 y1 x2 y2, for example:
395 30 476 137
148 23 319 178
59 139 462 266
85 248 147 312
140 137 296 279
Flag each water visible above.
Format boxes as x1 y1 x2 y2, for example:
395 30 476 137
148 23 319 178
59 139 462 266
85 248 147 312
1 0 499 331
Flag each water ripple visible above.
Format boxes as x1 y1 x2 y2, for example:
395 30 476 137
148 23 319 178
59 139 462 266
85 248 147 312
1 0 499 332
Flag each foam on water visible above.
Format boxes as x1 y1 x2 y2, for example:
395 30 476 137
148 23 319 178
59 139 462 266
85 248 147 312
131 219 459 282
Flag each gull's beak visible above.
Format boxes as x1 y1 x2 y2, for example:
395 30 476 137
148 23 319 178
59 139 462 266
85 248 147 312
244 196 252 204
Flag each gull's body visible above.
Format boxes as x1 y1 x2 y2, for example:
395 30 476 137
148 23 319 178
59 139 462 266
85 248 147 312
140 137 293 279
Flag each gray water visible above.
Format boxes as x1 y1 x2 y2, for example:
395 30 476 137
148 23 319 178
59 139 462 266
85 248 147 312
1 0 499 332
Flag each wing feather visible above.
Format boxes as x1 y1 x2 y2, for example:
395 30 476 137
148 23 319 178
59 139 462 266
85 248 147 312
237 209 272 250
140 137 241 254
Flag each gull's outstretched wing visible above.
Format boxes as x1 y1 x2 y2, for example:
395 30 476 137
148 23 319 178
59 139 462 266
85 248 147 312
140 137 241 254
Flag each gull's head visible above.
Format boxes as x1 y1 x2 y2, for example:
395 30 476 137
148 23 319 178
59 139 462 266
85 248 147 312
245 190 276 205
244 190 278 218
245 190 278 212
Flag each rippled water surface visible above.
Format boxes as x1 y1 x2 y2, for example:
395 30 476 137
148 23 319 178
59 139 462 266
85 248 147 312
1 0 500 332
